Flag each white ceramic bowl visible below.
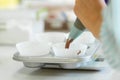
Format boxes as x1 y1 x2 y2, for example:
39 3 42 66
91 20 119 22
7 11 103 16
35 32 66 44
52 43 87 58
16 41 51 56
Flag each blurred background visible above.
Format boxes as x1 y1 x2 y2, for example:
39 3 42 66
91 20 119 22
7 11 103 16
0 0 76 45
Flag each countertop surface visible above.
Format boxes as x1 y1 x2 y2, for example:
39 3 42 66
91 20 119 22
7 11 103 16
0 46 120 80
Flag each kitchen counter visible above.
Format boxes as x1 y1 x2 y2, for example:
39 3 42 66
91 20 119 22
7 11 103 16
0 46 120 80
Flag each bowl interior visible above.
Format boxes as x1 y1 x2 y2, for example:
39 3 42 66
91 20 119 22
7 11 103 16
70 31 96 45
52 43 87 58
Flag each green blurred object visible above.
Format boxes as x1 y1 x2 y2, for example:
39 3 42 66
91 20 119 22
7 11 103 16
36 8 48 21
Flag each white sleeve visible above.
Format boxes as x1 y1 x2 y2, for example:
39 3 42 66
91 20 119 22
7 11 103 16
100 0 120 70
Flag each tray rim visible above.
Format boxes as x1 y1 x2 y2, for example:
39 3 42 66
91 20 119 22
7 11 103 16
13 52 91 63
13 40 101 64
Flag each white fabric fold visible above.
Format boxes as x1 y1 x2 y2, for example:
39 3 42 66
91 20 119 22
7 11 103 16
100 0 120 69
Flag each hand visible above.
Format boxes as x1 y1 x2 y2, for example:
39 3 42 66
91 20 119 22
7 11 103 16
65 39 73 48
74 0 106 38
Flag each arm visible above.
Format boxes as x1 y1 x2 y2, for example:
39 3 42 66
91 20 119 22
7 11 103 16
65 0 106 48
74 0 106 38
